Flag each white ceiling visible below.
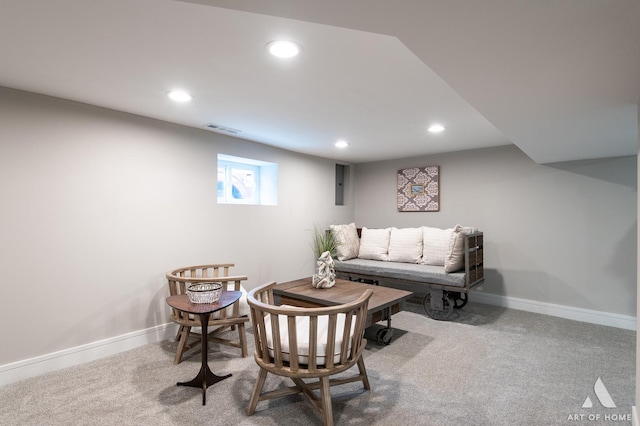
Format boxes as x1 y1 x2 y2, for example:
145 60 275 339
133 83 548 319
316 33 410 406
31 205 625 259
1 0 638 164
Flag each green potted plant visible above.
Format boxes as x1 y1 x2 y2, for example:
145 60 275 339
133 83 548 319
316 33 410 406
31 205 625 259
311 225 337 259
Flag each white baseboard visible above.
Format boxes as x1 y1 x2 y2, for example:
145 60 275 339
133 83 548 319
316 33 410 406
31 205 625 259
472 291 637 331
0 322 179 387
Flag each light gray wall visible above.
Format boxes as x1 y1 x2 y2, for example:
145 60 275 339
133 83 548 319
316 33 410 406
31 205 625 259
353 145 637 316
635 99 639 415
0 87 354 365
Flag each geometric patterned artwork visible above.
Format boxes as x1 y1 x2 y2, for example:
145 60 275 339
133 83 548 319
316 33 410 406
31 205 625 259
397 166 440 212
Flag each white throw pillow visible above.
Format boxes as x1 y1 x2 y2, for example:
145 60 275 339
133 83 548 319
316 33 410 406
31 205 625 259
358 227 391 261
422 226 453 266
444 225 465 273
330 223 360 261
444 225 479 273
388 227 423 263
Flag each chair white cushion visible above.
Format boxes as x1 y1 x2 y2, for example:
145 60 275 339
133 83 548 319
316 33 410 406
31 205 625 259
236 284 250 317
422 226 453 266
330 223 360 261
264 308 355 365
212 283 249 318
388 227 423 264
358 227 391 261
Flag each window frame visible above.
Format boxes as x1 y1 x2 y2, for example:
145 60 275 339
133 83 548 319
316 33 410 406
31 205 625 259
217 154 278 206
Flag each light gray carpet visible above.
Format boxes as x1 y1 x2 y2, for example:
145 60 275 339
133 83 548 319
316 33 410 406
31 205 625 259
0 301 635 425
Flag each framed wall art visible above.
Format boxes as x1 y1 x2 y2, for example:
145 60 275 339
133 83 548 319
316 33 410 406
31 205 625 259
397 166 439 212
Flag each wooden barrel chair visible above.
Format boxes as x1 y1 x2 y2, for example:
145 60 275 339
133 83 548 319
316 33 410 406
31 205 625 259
166 263 249 365
247 281 372 426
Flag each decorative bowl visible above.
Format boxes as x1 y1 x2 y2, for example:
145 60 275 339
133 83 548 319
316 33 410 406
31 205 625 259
186 282 223 304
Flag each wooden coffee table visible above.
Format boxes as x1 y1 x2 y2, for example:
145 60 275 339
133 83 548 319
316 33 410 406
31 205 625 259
273 277 413 345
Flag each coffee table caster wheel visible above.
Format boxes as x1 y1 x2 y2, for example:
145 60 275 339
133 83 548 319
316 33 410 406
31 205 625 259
422 292 453 320
376 327 393 345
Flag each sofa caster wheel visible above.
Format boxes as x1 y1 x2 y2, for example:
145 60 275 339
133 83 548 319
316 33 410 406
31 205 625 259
450 292 468 309
376 327 393 345
422 292 453 320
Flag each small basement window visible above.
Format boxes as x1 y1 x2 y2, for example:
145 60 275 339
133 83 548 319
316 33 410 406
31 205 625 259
217 154 278 205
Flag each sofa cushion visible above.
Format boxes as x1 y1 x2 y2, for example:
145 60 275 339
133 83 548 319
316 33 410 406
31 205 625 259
445 225 479 273
358 227 391 261
334 258 466 287
444 225 465 273
330 223 360 261
388 227 423 264
422 226 453 266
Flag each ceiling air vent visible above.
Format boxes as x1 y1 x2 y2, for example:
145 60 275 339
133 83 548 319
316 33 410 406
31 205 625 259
205 123 241 135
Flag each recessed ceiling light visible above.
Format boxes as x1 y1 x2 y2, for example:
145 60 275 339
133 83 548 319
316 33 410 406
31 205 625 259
428 124 445 133
266 40 301 58
335 140 349 148
168 90 192 102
